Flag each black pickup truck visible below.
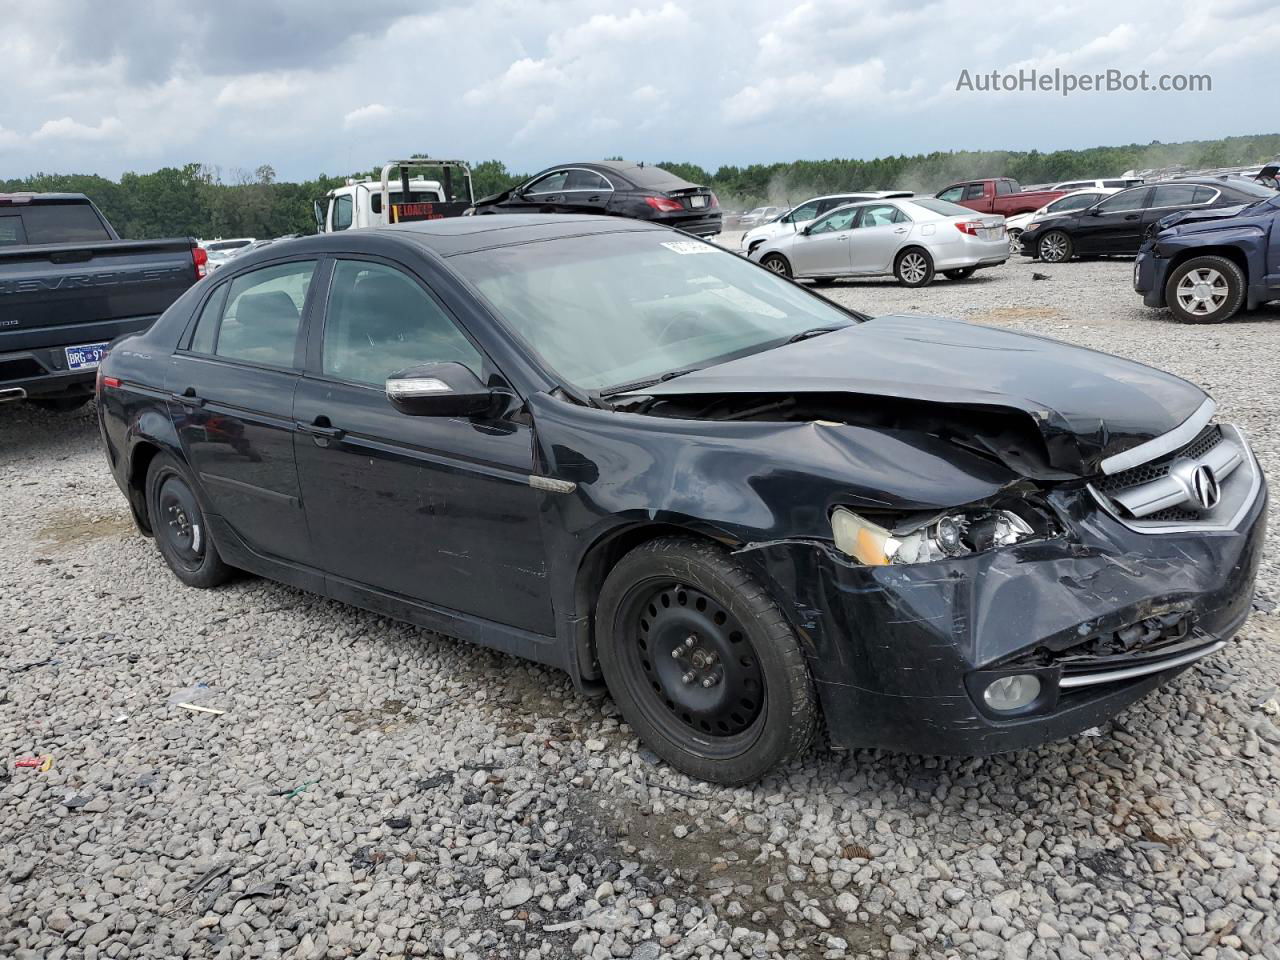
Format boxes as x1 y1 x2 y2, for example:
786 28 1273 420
1 193 206 411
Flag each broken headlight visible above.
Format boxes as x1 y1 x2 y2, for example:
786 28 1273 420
831 503 1048 566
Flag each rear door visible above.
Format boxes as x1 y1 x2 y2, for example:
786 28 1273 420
846 203 911 273
791 206 859 276
561 169 615 216
1141 184 1216 241
1075 187 1151 254
292 256 553 635
167 258 318 564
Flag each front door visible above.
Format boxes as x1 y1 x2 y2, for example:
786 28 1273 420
167 258 318 563
508 170 570 214
292 257 554 635
792 206 859 276
1076 187 1150 254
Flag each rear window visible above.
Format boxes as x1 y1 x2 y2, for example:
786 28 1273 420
615 164 697 190
0 215 26 246
910 198 975 217
1220 178 1278 199
19 202 111 244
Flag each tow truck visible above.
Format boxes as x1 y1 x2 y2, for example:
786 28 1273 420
315 158 475 233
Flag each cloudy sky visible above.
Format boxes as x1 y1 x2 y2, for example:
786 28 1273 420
0 0 1274 182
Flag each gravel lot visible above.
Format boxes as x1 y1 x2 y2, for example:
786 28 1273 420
2 251 1279 960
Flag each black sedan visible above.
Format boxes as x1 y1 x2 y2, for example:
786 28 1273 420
471 161 721 238
97 216 1265 783
1020 176 1277 262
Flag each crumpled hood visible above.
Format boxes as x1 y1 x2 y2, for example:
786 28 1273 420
638 315 1207 476
1154 202 1256 234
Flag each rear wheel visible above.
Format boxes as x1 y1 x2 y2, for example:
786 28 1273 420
1165 256 1246 324
29 395 91 413
760 254 791 278
1038 230 1072 263
894 248 934 287
943 267 976 280
596 537 817 784
145 453 232 589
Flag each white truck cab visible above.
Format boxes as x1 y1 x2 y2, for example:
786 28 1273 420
316 159 474 233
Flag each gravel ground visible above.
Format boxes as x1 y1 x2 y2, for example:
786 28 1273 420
2 251 1279 960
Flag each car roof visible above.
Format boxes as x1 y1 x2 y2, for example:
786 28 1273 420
227 215 666 266
0 192 91 203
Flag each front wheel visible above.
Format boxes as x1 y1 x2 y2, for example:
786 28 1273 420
1165 256 1246 324
943 267 976 281
145 453 233 589
760 254 791 278
894 248 934 287
1007 229 1023 255
596 537 817 785
1037 230 1072 263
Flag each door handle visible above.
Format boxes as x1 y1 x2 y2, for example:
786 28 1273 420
837 235 849 241
297 417 344 446
893 227 908 233
177 387 205 408
1124 214 1140 220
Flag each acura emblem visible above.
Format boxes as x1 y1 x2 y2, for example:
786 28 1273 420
1191 464 1220 510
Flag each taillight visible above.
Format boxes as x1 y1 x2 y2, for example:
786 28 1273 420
645 195 684 213
97 369 119 393
192 245 208 279
954 220 984 236
709 192 720 209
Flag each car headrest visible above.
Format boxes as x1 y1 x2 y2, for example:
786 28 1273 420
235 291 299 331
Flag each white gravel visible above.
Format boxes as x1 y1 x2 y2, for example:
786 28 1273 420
2 250 1279 960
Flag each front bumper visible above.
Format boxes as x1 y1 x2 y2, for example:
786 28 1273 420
738 480 1267 756
1133 248 1172 307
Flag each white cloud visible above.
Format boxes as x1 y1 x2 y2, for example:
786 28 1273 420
343 103 392 128
215 73 305 106
31 116 123 141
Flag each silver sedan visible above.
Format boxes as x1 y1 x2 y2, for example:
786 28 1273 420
747 198 1008 287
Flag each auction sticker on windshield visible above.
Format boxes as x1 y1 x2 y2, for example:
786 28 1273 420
65 341 110 371
662 240 716 255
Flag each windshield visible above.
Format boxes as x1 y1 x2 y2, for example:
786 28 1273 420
450 231 857 391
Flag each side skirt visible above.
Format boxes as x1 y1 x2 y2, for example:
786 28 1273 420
204 515 570 674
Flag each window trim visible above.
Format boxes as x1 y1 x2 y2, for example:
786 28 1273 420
174 255 322 373
525 167 616 196
1096 187 1152 214
303 253 503 393
1147 186 1219 211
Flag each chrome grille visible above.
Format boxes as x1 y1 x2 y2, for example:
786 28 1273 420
1089 422 1259 533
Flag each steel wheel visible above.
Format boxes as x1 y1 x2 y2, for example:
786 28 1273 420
1038 231 1071 263
157 474 206 567
145 452 233 588
618 582 766 754
1175 267 1229 317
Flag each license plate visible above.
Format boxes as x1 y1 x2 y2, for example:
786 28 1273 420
980 227 1002 241
690 196 708 208
65 342 110 371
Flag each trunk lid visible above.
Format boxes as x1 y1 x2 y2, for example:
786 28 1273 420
636 315 1206 477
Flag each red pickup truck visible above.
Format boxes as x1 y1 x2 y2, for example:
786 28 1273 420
936 178 1068 217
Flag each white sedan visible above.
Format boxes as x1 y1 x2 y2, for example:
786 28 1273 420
740 191 913 253
1005 188 1120 254
747 197 1007 287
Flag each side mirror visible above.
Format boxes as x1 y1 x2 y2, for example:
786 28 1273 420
386 362 498 418
800 224 813 236
1088 207 1104 216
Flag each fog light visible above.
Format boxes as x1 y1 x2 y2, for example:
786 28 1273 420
983 674 1041 712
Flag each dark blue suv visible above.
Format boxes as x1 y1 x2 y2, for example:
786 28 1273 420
1134 189 1280 323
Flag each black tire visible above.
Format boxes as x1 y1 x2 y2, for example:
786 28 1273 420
1165 255 1247 324
1037 230 1073 263
29 395 91 413
596 537 817 785
894 248 934 287
760 254 791 278
943 267 976 281
145 453 232 589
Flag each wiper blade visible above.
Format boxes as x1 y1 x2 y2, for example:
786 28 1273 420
599 366 702 398
785 325 845 344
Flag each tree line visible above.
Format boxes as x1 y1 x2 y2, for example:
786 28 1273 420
4 133 1276 240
